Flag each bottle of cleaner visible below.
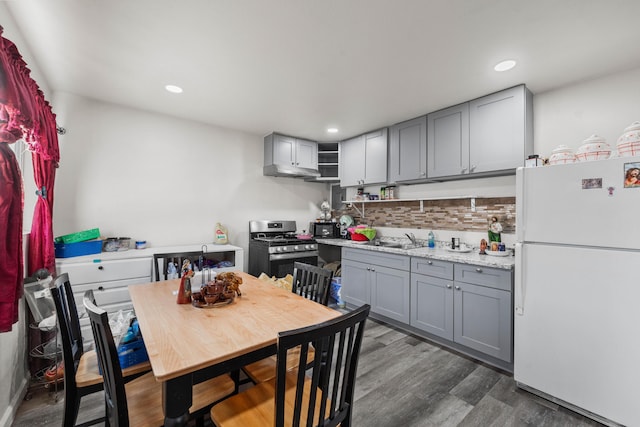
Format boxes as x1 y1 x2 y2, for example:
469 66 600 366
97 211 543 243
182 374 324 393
427 231 435 248
214 223 228 244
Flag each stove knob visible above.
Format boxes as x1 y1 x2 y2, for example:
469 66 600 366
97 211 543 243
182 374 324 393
293 245 299 251
305 244 312 250
276 247 283 252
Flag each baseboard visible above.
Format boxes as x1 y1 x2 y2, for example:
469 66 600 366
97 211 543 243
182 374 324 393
0 375 29 427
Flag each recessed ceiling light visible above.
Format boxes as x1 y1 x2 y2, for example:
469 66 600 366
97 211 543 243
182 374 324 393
327 128 339 134
165 84 183 93
494 60 516 72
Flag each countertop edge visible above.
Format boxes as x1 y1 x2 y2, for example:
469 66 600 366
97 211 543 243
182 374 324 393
317 238 514 270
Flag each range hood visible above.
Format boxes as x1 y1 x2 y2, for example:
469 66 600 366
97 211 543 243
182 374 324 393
263 164 321 178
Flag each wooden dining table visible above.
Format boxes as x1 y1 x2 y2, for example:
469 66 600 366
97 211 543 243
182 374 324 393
128 271 341 426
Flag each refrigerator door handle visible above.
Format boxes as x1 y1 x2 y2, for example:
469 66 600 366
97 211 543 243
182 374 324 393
515 242 525 315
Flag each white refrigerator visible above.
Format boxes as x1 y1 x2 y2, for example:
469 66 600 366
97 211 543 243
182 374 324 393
515 156 640 427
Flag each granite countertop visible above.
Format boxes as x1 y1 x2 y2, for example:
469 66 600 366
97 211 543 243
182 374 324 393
316 238 515 270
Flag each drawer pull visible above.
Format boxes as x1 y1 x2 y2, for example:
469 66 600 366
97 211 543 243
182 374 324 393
98 266 104 270
427 261 433 265
475 268 482 273
98 286 104 291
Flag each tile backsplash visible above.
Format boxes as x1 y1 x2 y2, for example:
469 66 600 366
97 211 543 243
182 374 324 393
337 197 515 234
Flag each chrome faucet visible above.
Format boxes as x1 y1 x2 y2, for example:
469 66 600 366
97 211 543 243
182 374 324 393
405 233 417 245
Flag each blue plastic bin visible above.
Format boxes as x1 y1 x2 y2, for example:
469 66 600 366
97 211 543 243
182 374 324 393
117 338 149 369
54 239 103 258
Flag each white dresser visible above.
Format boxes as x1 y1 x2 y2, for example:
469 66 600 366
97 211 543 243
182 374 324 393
55 243 244 349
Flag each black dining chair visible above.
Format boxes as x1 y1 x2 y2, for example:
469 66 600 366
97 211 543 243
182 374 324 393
51 273 151 427
153 251 203 281
211 304 370 427
291 261 333 306
242 262 334 384
83 290 236 426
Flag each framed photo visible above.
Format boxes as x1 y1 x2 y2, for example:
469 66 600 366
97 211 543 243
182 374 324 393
624 162 640 188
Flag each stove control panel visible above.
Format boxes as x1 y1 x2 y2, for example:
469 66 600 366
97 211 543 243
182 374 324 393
268 243 318 254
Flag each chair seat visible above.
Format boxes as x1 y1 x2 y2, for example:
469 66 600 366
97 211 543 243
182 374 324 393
211 372 328 427
126 371 236 427
243 345 315 384
76 350 152 388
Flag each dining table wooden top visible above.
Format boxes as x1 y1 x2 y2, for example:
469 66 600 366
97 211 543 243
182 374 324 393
128 271 341 382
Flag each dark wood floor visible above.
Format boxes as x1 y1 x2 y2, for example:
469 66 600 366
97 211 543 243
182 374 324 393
13 318 603 426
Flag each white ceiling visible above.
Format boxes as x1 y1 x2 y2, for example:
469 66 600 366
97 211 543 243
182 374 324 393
6 0 640 141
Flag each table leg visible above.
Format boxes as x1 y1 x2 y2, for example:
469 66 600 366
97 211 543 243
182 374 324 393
163 375 192 426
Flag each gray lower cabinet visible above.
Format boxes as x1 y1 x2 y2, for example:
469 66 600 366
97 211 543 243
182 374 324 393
389 115 427 183
341 248 410 323
411 257 513 363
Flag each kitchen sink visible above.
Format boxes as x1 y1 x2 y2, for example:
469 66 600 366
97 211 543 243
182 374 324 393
370 241 423 250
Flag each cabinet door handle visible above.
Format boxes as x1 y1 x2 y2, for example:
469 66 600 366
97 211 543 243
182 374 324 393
427 260 433 265
461 167 467 174
475 268 483 273
98 266 104 270
371 268 375 272
470 165 477 172
446 284 452 289
455 285 461 290
98 286 104 291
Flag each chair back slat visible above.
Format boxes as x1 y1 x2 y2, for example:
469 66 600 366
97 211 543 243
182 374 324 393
84 290 129 427
292 262 333 306
274 304 370 427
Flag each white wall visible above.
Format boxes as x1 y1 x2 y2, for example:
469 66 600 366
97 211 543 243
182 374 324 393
533 66 640 158
51 92 329 267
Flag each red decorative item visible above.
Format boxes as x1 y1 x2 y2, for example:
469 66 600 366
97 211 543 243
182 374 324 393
176 271 193 304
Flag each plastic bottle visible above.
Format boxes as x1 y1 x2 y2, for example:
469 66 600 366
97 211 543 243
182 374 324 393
214 223 228 244
427 231 435 248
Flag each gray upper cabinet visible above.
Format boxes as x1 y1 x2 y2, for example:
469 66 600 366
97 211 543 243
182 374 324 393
389 116 427 183
264 133 318 177
339 135 364 187
469 85 533 174
427 103 469 178
426 85 532 180
340 128 388 187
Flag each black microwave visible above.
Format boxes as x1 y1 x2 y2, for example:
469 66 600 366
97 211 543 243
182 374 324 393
310 222 340 238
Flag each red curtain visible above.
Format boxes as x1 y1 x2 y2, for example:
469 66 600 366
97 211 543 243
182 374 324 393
0 25 59 332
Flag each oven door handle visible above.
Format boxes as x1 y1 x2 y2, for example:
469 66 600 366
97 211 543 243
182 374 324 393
269 251 319 261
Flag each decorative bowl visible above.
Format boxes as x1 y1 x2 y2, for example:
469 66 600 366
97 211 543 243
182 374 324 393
617 121 640 157
576 134 611 161
350 232 369 241
548 145 577 165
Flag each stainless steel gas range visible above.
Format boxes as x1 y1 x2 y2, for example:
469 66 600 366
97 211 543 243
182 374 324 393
248 220 318 278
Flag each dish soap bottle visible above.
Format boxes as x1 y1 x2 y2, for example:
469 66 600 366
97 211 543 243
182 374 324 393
427 231 435 248
214 222 228 244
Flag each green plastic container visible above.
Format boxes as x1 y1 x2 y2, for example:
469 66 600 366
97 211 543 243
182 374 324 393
54 228 101 244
